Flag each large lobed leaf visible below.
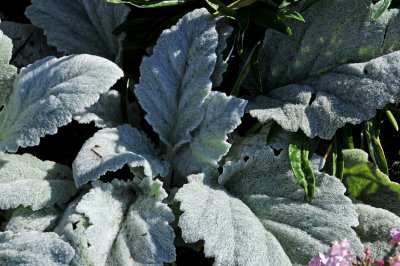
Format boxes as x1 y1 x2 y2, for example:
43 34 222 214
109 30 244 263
134 8 219 151
25 0 130 65
55 178 175 265
73 124 168 186
176 145 362 265
0 231 75 266
0 54 123 152
249 0 400 139
0 153 76 211
0 29 17 106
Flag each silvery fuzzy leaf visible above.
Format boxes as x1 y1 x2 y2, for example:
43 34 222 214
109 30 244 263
0 29 17 106
250 51 400 139
177 146 362 265
211 19 233 88
354 204 400 260
0 21 59 68
73 90 123 128
57 178 175 265
0 231 75 266
250 0 400 139
54 197 93 266
173 91 247 178
134 8 218 151
73 124 168 186
0 153 76 211
5 207 61 233
25 0 129 65
0 54 123 152
175 172 291 266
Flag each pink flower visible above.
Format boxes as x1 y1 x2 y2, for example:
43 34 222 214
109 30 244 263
389 229 400 246
389 254 400 266
319 239 354 266
364 247 371 258
376 259 385 266
308 255 322 266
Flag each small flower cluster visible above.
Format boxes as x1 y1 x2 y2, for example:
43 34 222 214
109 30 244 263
308 229 400 266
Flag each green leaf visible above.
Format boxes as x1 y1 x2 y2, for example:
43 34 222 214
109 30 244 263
231 40 262 96
384 106 399 131
106 0 198 8
251 7 292 35
342 149 400 217
370 0 392 21
206 0 237 19
364 113 389 175
279 10 305 22
288 132 319 202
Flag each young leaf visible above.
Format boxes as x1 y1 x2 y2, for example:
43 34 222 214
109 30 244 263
342 149 400 217
354 204 400 259
0 231 75 266
0 29 17 106
25 0 130 65
250 0 400 139
0 54 123 152
370 0 392 21
177 146 362 265
173 91 247 178
73 90 124 128
134 8 218 151
288 132 319 203
0 153 76 211
205 0 237 19
73 124 168 187
364 114 389 175
57 178 175 265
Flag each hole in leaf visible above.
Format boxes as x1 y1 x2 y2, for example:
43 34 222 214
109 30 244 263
217 167 223 174
72 221 78 230
243 156 249 162
309 93 317 105
273 148 282 156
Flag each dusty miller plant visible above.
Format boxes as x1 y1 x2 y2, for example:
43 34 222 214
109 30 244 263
1 0 400 265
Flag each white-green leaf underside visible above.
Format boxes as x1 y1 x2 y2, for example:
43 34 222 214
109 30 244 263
0 153 76 211
6 207 61 233
0 231 75 266
55 178 175 266
176 146 362 265
25 0 129 65
0 29 17 106
0 54 123 152
249 0 400 139
73 124 168 186
134 8 218 151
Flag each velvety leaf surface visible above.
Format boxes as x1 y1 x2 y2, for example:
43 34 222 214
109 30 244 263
249 0 400 139
0 231 75 266
177 146 362 265
173 91 247 177
56 178 175 265
0 153 76 211
73 90 124 128
342 148 400 217
73 124 168 186
135 8 218 151
354 204 400 260
0 29 17 106
5 207 61 233
25 0 129 64
176 172 291 266
0 54 123 152
0 21 58 68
